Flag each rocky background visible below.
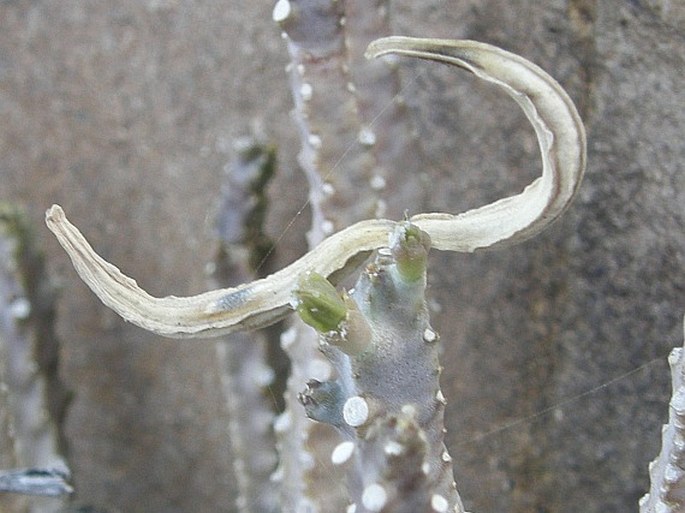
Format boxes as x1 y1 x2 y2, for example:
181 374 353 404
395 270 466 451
1 1 684 512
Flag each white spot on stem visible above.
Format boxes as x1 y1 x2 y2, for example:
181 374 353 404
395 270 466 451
401 404 417 416
300 83 313 101
9 297 30 319
308 134 322 149
362 484 387 512
252 363 275 387
431 494 449 513
384 441 404 456
358 127 376 146
331 441 355 465
423 327 437 342
343 396 369 427
274 411 292 434
370 175 386 190
321 220 335 235
280 326 297 350
321 182 335 196
272 0 291 22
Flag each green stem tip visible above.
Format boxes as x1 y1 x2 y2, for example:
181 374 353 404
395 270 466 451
390 223 431 283
293 271 347 333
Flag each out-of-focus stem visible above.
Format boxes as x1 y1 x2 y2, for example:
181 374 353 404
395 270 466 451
212 141 280 513
0 205 70 512
639 317 685 513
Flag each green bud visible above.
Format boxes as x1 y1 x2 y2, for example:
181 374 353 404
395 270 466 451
390 223 431 283
293 272 347 333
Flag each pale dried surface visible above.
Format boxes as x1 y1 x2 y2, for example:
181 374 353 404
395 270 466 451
1 1 684 513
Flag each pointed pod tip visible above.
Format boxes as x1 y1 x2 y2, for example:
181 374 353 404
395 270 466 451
364 36 410 60
45 204 63 221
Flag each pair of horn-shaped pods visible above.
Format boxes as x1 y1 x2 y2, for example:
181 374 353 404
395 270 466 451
45 36 587 338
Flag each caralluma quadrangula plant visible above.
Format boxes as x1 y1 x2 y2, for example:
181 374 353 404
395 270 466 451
44 36 586 512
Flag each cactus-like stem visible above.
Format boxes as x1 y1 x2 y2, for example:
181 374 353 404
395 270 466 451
274 323 348 512
216 335 280 513
343 0 429 215
0 205 71 510
274 0 427 248
275 0 374 240
295 223 464 512
212 141 280 513
272 3 420 510
639 316 685 513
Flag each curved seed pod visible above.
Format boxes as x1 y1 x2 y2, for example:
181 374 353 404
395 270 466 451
45 36 586 338
45 205 392 337
366 36 586 252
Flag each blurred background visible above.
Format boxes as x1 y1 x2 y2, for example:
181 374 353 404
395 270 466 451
1 1 684 512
